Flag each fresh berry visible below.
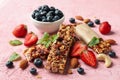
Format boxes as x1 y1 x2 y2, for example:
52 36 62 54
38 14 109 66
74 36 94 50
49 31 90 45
34 58 43 67
30 68 37 75
12 24 27 38
24 32 38 47
6 61 14 68
94 19 100 24
69 18 75 23
32 5 63 22
71 42 88 58
41 5 50 12
53 15 60 21
50 6 55 11
108 51 116 58
87 21 94 27
99 21 111 34
77 67 84 74
80 50 97 67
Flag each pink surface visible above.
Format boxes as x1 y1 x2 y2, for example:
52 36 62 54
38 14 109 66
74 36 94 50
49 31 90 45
0 0 120 80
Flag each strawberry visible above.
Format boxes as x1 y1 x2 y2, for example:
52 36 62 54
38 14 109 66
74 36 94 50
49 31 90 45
24 32 38 47
71 42 87 57
99 21 111 34
12 24 27 37
80 50 97 67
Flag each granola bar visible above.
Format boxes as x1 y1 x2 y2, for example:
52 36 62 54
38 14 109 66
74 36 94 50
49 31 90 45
45 24 75 74
23 44 49 62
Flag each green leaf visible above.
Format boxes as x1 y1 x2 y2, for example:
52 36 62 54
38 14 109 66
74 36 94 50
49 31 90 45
9 52 21 61
9 40 22 46
37 32 59 48
37 32 49 44
88 37 100 47
51 34 59 42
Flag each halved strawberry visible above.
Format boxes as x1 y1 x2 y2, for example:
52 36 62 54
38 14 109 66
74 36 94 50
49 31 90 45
24 32 38 47
80 50 97 67
71 41 87 58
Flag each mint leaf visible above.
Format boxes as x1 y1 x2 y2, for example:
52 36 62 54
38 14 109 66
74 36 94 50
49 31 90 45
9 52 21 61
37 32 59 48
88 37 100 47
37 32 49 44
9 40 22 46
51 34 59 42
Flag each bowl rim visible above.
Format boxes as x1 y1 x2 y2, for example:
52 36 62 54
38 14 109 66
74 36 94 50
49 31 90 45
30 13 65 24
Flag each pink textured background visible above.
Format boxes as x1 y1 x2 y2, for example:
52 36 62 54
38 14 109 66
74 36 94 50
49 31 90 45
0 0 120 80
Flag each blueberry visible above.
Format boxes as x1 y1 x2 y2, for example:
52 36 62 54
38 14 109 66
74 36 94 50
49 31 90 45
47 16 53 22
35 17 42 21
108 51 116 58
42 18 47 22
50 6 55 11
32 13 35 19
55 9 63 18
46 11 54 16
35 12 41 18
30 68 37 75
6 61 13 68
87 21 94 27
53 15 60 21
34 58 43 67
77 67 84 74
40 11 47 16
94 19 100 24
42 5 50 12
69 18 75 23
38 6 42 11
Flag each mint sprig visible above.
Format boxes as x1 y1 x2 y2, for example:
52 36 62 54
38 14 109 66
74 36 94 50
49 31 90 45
37 32 59 48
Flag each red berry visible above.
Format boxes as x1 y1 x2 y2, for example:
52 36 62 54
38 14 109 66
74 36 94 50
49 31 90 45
12 24 27 37
99 21 111 34
24 32 38 47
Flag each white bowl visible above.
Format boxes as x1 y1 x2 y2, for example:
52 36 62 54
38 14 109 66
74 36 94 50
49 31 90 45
30 14 65 33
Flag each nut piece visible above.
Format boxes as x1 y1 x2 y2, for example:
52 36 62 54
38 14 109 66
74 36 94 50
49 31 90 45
97 54 112 68
105 39 116 45
19 59 28 69
83 19 90 23
70 58 79 68
75 16 84 21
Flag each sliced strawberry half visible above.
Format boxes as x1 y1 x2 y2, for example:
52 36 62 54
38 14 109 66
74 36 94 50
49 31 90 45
80 50 97 67
71 41 88 58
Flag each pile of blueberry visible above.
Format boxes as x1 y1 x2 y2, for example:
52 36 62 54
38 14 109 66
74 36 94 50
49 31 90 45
32 5 64 22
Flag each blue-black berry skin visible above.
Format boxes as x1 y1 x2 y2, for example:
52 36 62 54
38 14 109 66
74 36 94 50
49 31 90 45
34 58 43 67
30 68 37 75
32 5 64 22
77 67 84 74
87 21 94 27
94 19 100 24
6 61 13 68
69 18 75 23
109 51 116 58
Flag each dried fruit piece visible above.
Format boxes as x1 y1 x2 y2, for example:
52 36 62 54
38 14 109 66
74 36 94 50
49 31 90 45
70 58 79 68
105 39 116 45
19 59 28 69
75 16 84 21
